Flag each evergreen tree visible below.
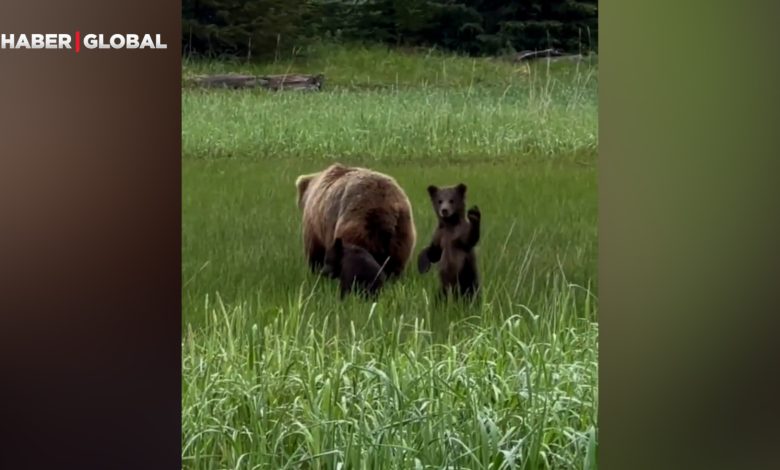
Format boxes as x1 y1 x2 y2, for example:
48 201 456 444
182 0 598 59
183 0 312 58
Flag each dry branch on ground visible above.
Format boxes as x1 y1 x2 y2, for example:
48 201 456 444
186 73 325 91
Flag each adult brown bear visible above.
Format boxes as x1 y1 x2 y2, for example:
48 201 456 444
295 163 416 280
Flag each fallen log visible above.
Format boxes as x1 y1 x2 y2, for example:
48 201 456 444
546 54 589 63
513 48 564 62
263 74 325 91
187 73 262 89
186 73 325 91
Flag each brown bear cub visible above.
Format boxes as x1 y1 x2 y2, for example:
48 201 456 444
323 237 387 300
417 183 481 299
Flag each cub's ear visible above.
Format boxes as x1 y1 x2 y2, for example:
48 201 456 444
295 174 314 209
427 185 438 197
456 183 467 195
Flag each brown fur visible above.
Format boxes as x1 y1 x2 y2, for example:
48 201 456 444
295 163 417 279
418 183 481 299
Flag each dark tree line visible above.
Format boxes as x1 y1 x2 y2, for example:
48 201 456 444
183 0 597 59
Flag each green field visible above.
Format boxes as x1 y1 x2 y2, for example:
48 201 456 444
182 44 598 469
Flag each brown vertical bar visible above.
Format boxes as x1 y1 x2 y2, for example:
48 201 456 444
0 2 180 468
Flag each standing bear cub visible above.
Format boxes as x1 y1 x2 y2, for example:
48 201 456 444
323 237 387 299
417 183 481 299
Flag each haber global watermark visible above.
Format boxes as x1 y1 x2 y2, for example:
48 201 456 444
1 33 167 51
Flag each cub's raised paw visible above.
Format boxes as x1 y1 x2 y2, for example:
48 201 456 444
467 206 481 221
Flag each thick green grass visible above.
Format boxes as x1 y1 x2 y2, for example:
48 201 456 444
183 44 597 163
183 43 598 469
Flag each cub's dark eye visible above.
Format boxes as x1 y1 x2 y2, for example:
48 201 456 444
449 200 453 204
438 200 442 204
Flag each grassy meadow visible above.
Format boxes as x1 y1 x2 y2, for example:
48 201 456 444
182 44 598 469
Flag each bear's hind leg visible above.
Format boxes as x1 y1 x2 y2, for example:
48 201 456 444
306 237 327 273
388 208 416 278
382 256 405 280
457 258 480 300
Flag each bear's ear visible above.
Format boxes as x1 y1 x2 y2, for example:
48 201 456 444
427 185 438 198
456 183 467 196
295 174 314 209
